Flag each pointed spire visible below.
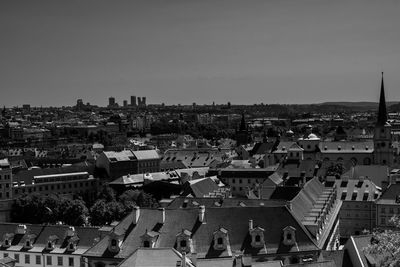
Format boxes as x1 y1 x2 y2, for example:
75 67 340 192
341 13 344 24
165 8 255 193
376 72 388 126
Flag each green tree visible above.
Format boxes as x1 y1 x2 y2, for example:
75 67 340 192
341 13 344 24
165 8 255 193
89 199 124 226
365 216 400 267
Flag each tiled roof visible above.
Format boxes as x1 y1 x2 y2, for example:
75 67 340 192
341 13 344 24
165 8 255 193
319 141 374 154
0 223 101 254
13 165 94 185
117 248 194 267
84 206 319 259
166 197 288 209
342 165 389 187
131 150 160 160
376 183 400 204
183 177 220 197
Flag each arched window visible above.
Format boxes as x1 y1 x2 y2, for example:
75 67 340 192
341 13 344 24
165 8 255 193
180 240 187 248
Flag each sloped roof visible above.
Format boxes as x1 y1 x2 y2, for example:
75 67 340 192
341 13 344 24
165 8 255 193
166 197 287 209
377 183 400 204
131 150 160 160
84 206 319 260
183 177 220 197
117 248 194 267
342 165 389 187
319 141 374 154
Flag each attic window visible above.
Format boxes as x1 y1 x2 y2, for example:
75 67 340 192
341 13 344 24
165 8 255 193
143 240 150 247
111 239 117 247
255 235 261 242
337 146 341 151
4 239 9 246
324 146 327 150
26 240 31 247
365 146 369 150
180 240 187 248
352 146 355 150
217 237 223 245
69 243 74 250
47 241 53 249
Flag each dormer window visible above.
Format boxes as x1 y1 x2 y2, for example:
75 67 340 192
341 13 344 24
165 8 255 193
4 239 10 247
176 229 192 253
26 240 31 247
213 227 228 251
108 232 122 253
69 243 74 250
283 226 296 246
47 241 53 250
250 226 265 248
140 230 159 249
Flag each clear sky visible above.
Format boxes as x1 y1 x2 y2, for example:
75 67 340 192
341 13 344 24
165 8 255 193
1 0 400 107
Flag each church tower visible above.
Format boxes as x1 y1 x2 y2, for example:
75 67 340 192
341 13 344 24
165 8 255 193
373 72 393 165
235 112 250 146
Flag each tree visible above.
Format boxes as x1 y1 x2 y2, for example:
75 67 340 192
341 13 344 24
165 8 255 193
365 216 400 267
89 199 124 226
61 199 89 226
325 163 345 179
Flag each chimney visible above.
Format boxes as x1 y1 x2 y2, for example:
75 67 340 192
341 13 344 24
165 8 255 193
16 224 27 235
158 208 166 224
249 219 253 231
198 205 205 223
67 226 75 237
133 206 140 224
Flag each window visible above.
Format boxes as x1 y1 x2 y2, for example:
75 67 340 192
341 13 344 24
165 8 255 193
217 237 223 245
3 253 8 258
287 233 292 240
180 240 187 248
14 254 19 263
239 179 242 184
68 257 74 266
143 240 150 247
381 217 386 225
47 255 52 265
58 256 63 266
255 235 261 242
25 254 30 264
381 207 386 213
111 239 117 247
36 255 41 264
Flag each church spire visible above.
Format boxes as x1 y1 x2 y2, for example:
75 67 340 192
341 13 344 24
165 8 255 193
376 72 388 127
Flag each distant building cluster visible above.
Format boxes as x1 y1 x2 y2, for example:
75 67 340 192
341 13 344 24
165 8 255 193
108 96 147 108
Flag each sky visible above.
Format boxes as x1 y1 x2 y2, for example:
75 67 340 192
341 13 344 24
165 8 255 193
1 0 400 107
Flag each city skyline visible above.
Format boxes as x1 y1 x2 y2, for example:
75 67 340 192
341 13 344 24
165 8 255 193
1 0 400 107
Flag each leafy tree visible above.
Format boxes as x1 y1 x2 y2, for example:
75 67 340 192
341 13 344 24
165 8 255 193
97 185 116 202
365 216 400 267
326 163 345 178
89 199 124 226
62 199 89 226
